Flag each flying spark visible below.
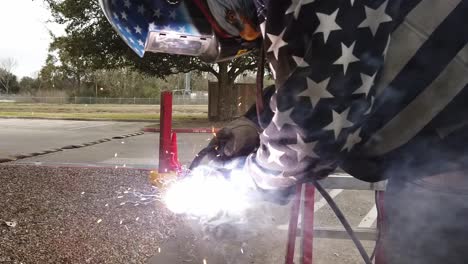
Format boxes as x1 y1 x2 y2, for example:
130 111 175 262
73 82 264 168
97 219 102 224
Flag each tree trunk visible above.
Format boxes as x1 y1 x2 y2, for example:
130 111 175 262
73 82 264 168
75 72 82 95
215 62 235 121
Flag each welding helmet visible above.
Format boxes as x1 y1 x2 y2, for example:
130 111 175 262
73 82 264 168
99 0 261 63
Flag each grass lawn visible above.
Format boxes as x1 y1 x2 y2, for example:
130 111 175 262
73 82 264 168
0 103 208 121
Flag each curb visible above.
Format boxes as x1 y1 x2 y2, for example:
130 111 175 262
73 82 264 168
142 127 219 133
0 132 145 164
0 117 158 122
0 157 17 163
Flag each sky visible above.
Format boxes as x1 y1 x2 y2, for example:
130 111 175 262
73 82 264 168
0 0 64 78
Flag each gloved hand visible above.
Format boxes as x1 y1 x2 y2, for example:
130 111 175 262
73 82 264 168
210 116 261 160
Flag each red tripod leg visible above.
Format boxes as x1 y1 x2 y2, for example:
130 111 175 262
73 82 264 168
301 184 315 264
158 91 173 174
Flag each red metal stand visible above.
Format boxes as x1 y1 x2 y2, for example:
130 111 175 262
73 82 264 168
169 132 181 172
285 184 316 264
301 184 315 264
158 91 173 173
285 184 302 264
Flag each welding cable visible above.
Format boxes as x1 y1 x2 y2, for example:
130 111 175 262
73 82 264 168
312 179 373 264
255 43 267 130
189 145 217 170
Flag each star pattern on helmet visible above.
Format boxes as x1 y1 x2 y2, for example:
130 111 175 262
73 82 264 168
123 0 131 8
153 8 161 18
169 10 176 20
121 11 128 20
108 0 202 57
137 5 145 14
134 25 142 34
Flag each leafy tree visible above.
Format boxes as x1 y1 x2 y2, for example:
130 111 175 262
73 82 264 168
0 58 18 94
44 0 261 120
0 71 20 94
19 77 41 94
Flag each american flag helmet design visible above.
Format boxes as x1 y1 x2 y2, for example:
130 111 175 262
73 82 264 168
100 0 261 61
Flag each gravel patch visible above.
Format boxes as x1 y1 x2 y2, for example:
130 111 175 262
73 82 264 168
0 165 372 264
0 165 188 264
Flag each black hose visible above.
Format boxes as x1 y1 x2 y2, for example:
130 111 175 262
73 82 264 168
312 179 373 264
255 43 266 130
188 145 217 170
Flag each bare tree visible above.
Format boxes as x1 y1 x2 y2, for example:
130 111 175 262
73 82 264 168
0 58 17 94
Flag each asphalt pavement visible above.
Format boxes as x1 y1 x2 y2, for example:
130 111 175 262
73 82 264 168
0 119 379 263
0 119 152 160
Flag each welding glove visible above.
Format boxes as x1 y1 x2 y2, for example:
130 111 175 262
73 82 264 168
210 116 261 160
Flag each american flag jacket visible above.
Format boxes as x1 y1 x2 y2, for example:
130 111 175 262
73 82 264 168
244 0 468 190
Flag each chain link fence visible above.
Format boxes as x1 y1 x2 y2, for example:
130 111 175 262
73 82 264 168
0 95 208 105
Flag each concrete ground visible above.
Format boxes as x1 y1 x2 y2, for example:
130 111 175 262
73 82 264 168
0 119 379 263
0 119 152 159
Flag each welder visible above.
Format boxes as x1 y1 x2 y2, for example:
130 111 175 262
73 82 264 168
100 0 468 263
